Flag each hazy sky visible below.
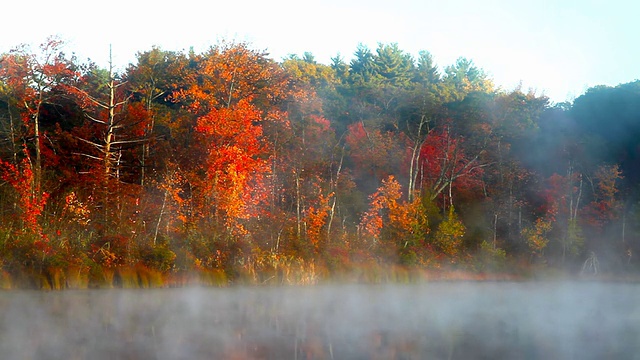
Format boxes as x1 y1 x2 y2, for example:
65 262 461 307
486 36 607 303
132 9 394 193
1 0 637 103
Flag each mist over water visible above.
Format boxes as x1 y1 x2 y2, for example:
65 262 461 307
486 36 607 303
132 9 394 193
1 282 639 359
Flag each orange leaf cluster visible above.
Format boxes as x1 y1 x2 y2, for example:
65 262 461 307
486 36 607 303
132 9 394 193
361 176 427 246
0 156 49 236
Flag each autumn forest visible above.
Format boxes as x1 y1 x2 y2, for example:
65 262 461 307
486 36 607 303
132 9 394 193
1 37 639 288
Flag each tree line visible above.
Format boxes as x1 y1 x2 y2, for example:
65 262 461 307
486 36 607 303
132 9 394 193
0 36 638 288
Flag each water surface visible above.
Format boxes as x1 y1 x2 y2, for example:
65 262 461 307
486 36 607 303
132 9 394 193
1 282 638 359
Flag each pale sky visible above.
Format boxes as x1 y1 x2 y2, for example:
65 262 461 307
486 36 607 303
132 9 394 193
1 0 638 103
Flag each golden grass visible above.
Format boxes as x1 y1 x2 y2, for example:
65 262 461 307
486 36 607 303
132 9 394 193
198 268 228 286
64 266 90 289
0 261 527 290
45 267 66 290
163 268 228 287
0 270 12 289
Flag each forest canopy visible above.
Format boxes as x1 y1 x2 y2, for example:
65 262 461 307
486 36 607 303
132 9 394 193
0 37 638 288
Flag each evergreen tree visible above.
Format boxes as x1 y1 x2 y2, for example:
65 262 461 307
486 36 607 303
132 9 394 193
372 43 414 87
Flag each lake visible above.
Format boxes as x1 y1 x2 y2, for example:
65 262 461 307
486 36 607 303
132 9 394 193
1 282 638 359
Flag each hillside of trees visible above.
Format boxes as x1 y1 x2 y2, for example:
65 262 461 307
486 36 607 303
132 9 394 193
1 37 639 288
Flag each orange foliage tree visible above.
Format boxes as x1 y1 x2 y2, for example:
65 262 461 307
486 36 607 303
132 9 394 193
360 175 428 263
0 151 52 267
303 184 333 253
194 99 269 235
173 42 295 242
0 154 49 237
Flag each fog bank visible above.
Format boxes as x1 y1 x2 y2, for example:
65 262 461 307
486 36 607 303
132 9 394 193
0 282 638 359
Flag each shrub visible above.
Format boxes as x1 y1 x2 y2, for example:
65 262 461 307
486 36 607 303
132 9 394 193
476 240 507 272
140 244 177 272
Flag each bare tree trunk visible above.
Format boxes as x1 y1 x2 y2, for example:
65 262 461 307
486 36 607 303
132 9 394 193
101 55 118 228
153 190 168 246
33 100 42 195
6 102 18 166
564 166 582 263
407 115 429 202
104 59 117 179
139 70 165 187
493 213 498 250
295 169 301 241
326 146 345 245
140 96 152 187
74 47 132 230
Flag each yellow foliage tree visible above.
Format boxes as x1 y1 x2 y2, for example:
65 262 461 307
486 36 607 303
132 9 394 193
434 206 465 258
522 217 553 260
